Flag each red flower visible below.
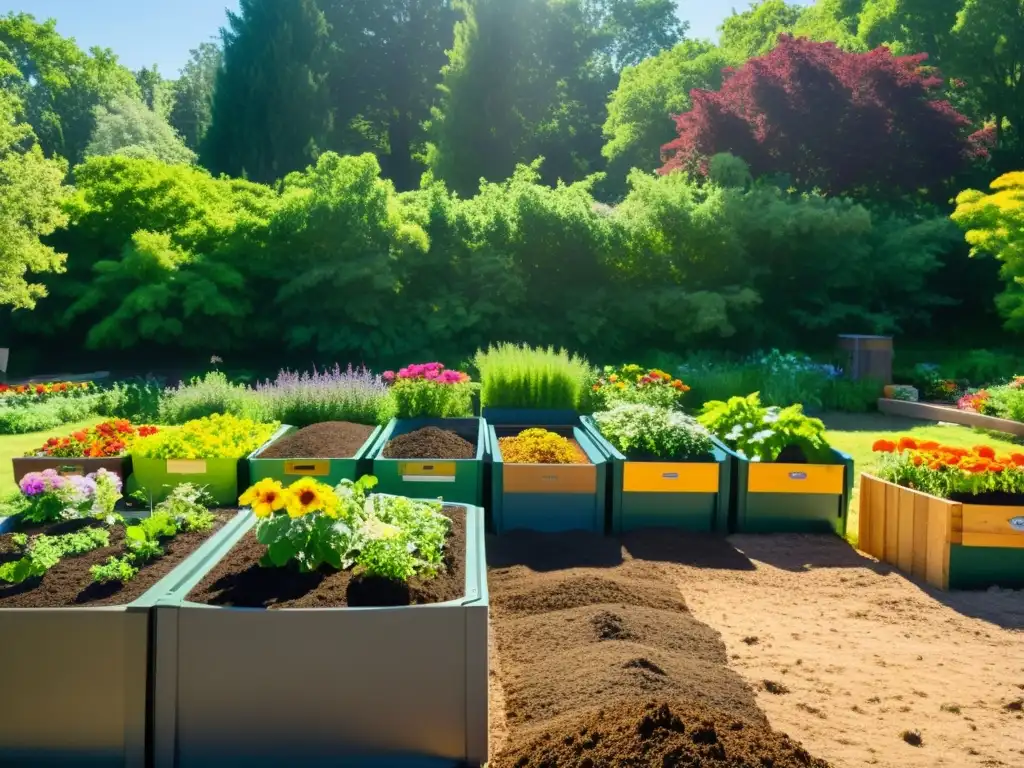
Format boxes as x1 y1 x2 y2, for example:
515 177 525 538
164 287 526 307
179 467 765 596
897 437 918 451
975 445 996 460
35 384 46 394
872 439 897 453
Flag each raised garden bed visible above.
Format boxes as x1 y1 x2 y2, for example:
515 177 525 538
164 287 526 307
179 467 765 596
859 475 1024 590
730 448 854 535
877 397 1024 437
249 421 381 488
581 415 732 534
369 418 486 506
488 422 607 534
0 510 249 767
152 501 488 767
12 455 129 485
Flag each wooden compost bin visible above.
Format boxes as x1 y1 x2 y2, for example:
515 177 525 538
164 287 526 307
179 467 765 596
248 424 382 487
370 417 486 506
488 420 607 534
859 474 1024 590
0 511 251 767
730 449 854 535
152 503 489 768
581 416 732 534
12 455 130 485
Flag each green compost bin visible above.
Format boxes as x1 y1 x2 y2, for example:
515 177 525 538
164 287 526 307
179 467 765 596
581 416 732 534
729 448 854 535
248 424 382 488
369 417 487 506
129 456 247 507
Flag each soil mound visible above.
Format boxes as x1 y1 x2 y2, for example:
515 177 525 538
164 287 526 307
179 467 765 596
382 427 474 460
258 422 375 459
493 699 832 768
490 570 687 618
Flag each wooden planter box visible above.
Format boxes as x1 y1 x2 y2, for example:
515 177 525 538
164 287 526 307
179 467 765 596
488 421 607 534
877 398 1024 437
859 474 1024 590
0 511 251 767
370 418 487 506
152 503 489 767
581 416 732 534
12 456 131 486
730 449 854 535
248 424 381 488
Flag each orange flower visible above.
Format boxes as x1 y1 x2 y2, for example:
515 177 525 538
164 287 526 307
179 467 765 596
912 455 924 466
872 439 897 453
990 463 1006 473
1011 453 1024 467
943 455 960 466
929 461 942 470
918 441 940 451
897 437 918 451
975 445 996 459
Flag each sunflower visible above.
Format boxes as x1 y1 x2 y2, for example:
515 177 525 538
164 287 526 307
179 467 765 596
239 479 287 518
285 478 337 519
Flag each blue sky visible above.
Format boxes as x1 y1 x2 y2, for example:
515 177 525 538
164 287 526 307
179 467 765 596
3 0 814 76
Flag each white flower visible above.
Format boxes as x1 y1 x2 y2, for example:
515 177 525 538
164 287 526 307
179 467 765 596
750 429 774 444
744 422 754 429
751 455 762 462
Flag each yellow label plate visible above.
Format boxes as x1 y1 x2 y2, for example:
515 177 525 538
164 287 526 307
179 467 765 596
748 463 844 495
623 462 719 494
284 460 330 477
166 459 208 475
398 462 457 478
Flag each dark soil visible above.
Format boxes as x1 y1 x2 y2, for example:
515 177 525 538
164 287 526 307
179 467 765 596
383 426 475 460
493 699 831 768
0 512 231 608
258 421 375 459
950 491 1024 507
776 444 810 463
487 531 831 767
187 506 466 608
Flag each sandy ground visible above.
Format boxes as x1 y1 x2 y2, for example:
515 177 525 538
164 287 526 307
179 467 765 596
667 534 1024 768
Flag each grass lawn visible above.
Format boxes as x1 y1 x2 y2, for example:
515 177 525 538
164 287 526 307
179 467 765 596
0 417 107 495
823 412 1022 545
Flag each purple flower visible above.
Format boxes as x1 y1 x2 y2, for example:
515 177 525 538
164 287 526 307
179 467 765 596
89 468 123 494
19 469 65 497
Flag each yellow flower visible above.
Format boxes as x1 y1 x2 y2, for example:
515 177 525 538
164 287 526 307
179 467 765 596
285 477 336 519
239 479 287 518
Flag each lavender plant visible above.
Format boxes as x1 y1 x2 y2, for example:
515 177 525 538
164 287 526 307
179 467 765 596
251 365 393 427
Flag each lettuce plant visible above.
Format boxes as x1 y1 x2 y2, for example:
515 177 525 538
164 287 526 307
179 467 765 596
594 403 712 460
1 528 110 585
698 392 831 463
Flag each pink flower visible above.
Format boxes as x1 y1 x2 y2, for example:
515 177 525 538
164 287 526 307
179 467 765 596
382 371 396 383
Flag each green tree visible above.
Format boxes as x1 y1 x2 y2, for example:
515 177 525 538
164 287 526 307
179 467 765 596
0 12 139 164
202 0 330 182
168 43 221 153
718 0 803 60
794 0 869 51
86 94 197 165
135 65 175 119
0 87 70 309
601 40 730 196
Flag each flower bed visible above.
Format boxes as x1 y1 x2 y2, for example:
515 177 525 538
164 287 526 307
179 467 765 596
489 424 607 533
591 364 690 410
383 362 475 418
860 437 1024 589
583 404 732 533
0 381 96 402
130 414 279 505
699 393 853 534
12 420 158 485
370 418 488 506
0 475 247 766
249 421 381 489
151 478 488 766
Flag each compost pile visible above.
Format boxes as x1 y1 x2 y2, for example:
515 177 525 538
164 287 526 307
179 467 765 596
488 531 832 768
382 427 474 460
258 422 375 459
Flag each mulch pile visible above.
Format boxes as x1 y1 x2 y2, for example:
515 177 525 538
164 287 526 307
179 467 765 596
0 513 231 608
187 506 466 608
383 426 475 460
259 421 375 459
487 529 832 767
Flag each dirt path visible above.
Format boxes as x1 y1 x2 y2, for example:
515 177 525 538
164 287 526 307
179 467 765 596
662 533 1024 768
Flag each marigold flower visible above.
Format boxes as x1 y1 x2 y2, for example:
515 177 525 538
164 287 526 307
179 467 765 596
975 445 996 460
912 455 924 466
872 439 896 453
918 441 940 451
897 437 918 451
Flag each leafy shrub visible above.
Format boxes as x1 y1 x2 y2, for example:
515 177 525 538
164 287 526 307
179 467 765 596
594 403 713 460
159 372 254 424
820 378 882 414
699 392 832 463
383 363 474 419
252 365 392 427
242 475 451 581
976 378 1024 423
97 378 164 422
130 414 279 460
475 343 591 411
497 428 580 464
0 395 104 434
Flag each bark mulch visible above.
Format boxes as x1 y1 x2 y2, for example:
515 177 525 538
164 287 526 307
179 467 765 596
258 422 376 459
383 426 475 460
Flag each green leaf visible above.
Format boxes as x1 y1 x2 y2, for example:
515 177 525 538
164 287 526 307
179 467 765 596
266 539 298 567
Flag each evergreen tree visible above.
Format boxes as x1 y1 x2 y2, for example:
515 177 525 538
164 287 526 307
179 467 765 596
169 43 221 153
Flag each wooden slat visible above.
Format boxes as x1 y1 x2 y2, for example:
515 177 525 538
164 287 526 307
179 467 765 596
911 493 929 579
961 532 1024 549
884 482 900 565
925 498 957 590
868 475 887 558
858 475 875 556
961 505 1024 538
950 506 963 543
897 488 916 573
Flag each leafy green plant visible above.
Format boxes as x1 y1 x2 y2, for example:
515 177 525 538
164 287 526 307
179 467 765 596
159 371 255 424
0 528 110 584
699 392 832 463
91 556 138 584
0 395 103 435
97 378 164 422
384 363 475 419
821 377 882 413
594 403 713 460
475 343 592 410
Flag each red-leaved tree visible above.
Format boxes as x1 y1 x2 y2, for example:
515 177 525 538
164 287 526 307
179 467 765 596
660 35 986 196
